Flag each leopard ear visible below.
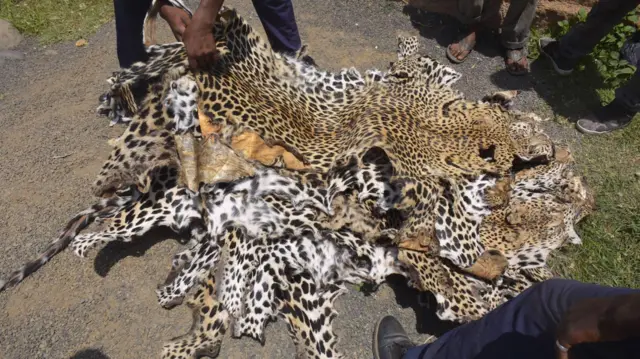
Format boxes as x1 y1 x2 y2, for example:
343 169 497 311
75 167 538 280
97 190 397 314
295 44 309 59
199 182 216 194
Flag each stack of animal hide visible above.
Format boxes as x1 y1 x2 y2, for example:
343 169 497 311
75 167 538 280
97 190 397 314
0 5 594 359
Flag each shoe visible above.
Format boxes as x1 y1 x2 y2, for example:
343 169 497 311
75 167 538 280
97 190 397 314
373 316 415 359
576 99 635 134
539 38 575 76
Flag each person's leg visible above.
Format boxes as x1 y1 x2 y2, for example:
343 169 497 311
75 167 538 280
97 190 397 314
446 0 484 63
576 69 639 134
251 0 302 55
559 0 639 64
400 279 640 359
500 0 537 49
500 0 537 75
458 0 483 25
113 0 153 68
540 0 640 74
615 69 640 113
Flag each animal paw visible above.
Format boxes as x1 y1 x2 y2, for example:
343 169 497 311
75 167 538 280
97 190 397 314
232 315 267 344
70 233 117 258
481 90 519 110
156 284 186 309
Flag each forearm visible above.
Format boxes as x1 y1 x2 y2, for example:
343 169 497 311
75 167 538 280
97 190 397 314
599 293 640 341
193 0 225 27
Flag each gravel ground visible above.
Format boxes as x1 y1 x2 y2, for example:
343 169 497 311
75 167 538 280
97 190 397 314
0 1 581 358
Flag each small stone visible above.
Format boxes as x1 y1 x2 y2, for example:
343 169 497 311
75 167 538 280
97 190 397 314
44 49 58 56
0 19 22 50
75 39 88 47
635 172 640 180
0 50 25 60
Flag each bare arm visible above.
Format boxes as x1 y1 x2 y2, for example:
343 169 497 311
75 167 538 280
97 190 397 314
556 293 640 359
599 293 640 340
191 0 224 29
158 0 191 41
182 0 225 69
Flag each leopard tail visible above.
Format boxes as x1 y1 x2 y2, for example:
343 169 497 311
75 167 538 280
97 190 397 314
0 188 139 292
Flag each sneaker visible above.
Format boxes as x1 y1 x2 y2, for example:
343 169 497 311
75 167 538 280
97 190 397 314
576 99 635 134
373 316 415 359
539 38 575 76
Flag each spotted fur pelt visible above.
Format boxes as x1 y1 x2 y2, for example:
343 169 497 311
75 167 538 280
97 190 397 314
0 5 595 359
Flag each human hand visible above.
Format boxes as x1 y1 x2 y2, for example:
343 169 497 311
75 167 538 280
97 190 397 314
159 1 191 41
555 295 630 359
182 12 218 69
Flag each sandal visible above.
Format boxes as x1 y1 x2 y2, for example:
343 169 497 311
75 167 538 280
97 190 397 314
505 48 530 76
446 31 477 64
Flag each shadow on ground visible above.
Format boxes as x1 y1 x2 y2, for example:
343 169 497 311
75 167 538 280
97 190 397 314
404 4 608 122
70 349 110 359
402 4 504 60
491 59 608 122
386 274 460 336
93 227 190 277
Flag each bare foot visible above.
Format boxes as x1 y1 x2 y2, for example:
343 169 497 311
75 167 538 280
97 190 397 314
505 48 530 75
446 30 477 63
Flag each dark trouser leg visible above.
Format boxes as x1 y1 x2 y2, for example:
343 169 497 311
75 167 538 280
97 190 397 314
251 0 302 55
615 69 640 112
558 0 640 65
457 0 484 25
113 0 152 68
402 279 640 359
500 0 538 49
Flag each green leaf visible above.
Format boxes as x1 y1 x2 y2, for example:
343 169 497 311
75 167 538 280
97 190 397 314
616 67 636 75
578 7 587 21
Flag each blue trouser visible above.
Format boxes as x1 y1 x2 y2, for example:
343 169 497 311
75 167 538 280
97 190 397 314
251 0 302 56
114 0 152 68
113 0 302 68
403 279 640 359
